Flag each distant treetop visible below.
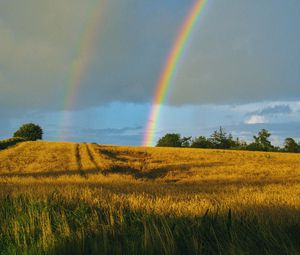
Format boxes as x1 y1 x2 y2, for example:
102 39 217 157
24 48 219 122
13 123 43 141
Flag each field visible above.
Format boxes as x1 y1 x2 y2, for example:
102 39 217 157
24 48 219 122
0 141 300 254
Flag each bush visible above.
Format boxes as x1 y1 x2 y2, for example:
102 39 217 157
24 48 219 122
191 136 213 148
0 137 26 150
156 133 182 147
284 138 300 153
13 123 43 141
209 127 231 149
252 129 274 151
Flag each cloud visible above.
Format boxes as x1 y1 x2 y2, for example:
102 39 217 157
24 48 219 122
260 105 292 115
246 105 292 116
169 1 300 105
80 127 143 136
0 0 95 112
0 0 188 113
0 0 300 119
45 126 144 145
245 115 266 125
225 122 300 143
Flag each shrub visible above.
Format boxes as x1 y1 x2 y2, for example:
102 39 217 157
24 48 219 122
156 133 182 147
252 129 274 151
13 123 43 141
191 136 213 148
284 138 300 153
0 137 26 150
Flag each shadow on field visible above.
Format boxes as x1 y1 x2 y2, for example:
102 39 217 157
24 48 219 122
0 168 102 178
101 161 234 180
99 165 172 180
0 165 183 180
99 148 149 161
1 165 299 188
13 201 300 255
99 147 228 180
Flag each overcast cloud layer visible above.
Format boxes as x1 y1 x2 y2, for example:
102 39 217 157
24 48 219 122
0 1 300 145
170 0 300 104
0 0 188 113
1 0 300 114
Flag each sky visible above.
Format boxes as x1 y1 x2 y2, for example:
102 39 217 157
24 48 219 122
0 0 300 146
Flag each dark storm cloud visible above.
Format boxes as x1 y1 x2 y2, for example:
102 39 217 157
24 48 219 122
169 0 300 105
0 0 300 116
0 0 189 113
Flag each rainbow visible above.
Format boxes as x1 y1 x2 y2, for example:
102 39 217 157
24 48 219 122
60 0 105 140
143 0 208 146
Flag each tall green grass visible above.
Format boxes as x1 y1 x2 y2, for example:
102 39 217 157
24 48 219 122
1 192 300 255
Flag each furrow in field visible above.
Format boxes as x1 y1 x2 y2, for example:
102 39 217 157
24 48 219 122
88 145 114 173
75 144 87 178
86 144 101 171
75 144 104 177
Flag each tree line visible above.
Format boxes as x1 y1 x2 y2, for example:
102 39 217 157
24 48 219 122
156 127 300 153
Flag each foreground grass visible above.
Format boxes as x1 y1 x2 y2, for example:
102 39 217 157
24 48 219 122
0 142 300 254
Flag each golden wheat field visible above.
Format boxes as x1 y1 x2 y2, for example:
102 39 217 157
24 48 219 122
1 141 300 254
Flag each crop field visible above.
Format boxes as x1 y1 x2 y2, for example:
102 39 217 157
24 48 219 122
0 141 300 254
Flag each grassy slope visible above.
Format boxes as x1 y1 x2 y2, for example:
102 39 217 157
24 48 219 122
0 141 300 254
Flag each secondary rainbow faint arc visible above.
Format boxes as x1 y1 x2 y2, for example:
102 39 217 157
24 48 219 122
143 0 208 146
60 0 105 140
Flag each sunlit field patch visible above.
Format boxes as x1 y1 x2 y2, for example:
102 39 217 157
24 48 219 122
0 142 300 254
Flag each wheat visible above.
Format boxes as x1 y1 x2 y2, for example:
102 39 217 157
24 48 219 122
0 142 300 254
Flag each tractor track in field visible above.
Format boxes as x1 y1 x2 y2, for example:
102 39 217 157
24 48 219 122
75 144 86 177
85 144 101 172
75 143 102 177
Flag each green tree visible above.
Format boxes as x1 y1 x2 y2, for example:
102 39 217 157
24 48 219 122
284 137 300 153
233 138 248 150
210 127 232 149
226 134 241 149
248 129 273 151
13 123 43 141
181 136 192 147
191 136 212 148
156 133 182 147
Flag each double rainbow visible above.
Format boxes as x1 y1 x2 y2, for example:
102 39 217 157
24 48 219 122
60 0 105 140
143 0 208 146
59 1 208 143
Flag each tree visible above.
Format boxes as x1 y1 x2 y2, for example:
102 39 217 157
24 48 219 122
248 129 273 151
181 136 192 147
210 127 232 149
226 134 241 149
191 136 213 148
156 133 182 147
233 138 248 150
13 123 43 141
284 138 300 153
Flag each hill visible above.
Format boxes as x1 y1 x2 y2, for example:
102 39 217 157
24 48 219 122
0 141 300 254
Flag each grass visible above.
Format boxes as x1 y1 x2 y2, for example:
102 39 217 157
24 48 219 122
0 141 300 254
